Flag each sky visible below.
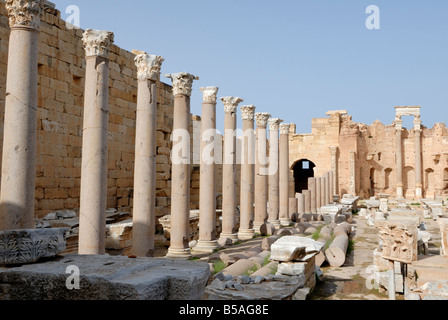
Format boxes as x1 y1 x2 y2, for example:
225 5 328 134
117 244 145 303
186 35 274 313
51 0 448 133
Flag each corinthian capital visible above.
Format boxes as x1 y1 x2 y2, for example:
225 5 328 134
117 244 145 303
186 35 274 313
134 52 164 81
5 0 44 30
82 29 114 59
279 123 291 135
329 146 338 156
255 113 271 127
200 87 219 104
268 118 283 131
241 105 256 121
164 72 199 97
221 97 244 113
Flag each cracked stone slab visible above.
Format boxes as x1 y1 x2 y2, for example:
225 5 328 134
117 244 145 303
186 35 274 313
0 254 210 300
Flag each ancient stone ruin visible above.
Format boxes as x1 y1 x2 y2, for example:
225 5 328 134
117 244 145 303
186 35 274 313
0 0 447 301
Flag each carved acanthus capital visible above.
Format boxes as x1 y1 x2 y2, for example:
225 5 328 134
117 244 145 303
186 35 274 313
5 0 44 30
377 221 418 264
268 118 283 131
221 97 244 113
255 113 271 127
134 52 164 81
241 105 256 121
82 29 114 59
200 87 219 104
164 72 199 97
279 123 291 135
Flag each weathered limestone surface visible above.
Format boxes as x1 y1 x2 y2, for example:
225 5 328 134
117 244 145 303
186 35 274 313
0 254 210 300
0 228 68 265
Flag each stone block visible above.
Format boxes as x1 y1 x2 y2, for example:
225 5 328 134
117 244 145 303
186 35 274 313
0 255 210 300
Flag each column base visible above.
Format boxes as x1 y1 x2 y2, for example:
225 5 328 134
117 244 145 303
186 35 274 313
218 233 239 245
166 247 192 259
238 228 255 240
193 240 219 253
268 220 281 230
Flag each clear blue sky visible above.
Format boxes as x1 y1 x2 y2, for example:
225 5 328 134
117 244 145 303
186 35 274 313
51 0 448 133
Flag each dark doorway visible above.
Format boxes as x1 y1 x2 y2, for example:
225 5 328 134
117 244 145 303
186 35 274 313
293 159 316 194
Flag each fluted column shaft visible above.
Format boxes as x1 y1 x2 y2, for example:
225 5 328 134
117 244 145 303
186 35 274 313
279 124 291 226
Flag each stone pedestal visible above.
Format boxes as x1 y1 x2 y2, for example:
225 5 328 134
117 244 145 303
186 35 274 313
164 72 199 259
308 177 317 214
219 97 243 244
196 87 219 253
131 52 164 257
268 118 283 229
78 29 114 255
238 105 256 240
254 113 270 233
0 0 44 231
279 124 291 226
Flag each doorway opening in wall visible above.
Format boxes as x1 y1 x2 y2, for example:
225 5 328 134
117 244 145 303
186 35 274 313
292 159 316 194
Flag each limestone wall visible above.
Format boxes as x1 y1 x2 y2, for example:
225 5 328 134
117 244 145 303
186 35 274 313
0 4 176 220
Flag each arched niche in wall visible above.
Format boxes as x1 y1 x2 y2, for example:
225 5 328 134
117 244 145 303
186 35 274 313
291 159 316 194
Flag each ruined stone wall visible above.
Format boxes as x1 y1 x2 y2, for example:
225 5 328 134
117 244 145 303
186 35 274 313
291 110 448 200
0 4 175 220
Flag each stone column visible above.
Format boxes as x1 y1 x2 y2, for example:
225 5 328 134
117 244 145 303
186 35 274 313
131 52 164 257
330 146 338 197
297 193 305 216
279 123 291 226
349 152 356 196
254 113 271 233
308 177 317 214
196 87 219 253
164 72 199 259
219 97 244 244
316 177 322 210
414 117 423 199
395 119 404 198
268 118 283 229
238 105 256 240
289 198 297 220
303 190 311 214
78 29 114 255
0 0 44 230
